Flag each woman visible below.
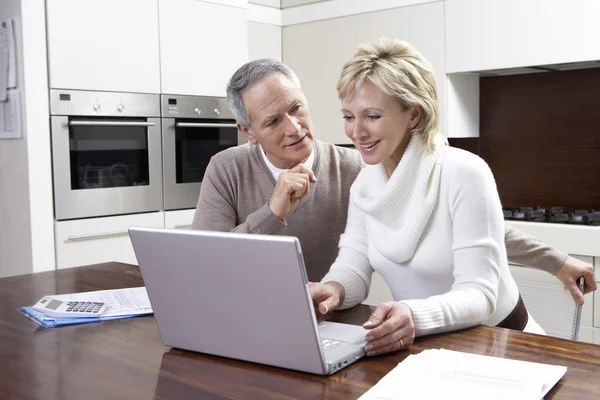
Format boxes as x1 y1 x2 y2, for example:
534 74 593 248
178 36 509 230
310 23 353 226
310 37 543 357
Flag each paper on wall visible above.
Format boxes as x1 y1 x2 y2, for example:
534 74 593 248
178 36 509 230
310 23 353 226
0 89 21 139
0 19 16 90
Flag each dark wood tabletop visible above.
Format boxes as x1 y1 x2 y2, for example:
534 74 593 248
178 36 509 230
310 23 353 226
1 262 600 400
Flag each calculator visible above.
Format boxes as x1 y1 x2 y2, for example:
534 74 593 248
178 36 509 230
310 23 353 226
33 296 108 318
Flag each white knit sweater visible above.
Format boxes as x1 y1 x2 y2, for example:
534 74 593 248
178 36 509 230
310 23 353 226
322 135 522 337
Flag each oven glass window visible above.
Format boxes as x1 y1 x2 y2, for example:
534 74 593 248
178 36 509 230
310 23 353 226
69 118 150 190
175 121 238 183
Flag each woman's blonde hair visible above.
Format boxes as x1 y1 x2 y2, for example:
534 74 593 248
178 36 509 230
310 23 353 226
337 37 440 151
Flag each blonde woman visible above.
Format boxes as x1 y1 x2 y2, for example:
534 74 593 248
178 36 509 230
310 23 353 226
310 37 544 357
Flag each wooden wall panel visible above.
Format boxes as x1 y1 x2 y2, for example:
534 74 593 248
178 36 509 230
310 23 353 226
480 68 600 210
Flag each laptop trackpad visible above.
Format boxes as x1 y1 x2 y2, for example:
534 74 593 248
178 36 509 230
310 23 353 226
318 321 366 345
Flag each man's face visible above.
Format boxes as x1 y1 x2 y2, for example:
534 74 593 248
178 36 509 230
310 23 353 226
239 73 315 169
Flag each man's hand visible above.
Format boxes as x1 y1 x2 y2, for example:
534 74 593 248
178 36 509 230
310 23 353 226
555 255 597 306
362 302 415 356
309 281 344 315
268 164 317 220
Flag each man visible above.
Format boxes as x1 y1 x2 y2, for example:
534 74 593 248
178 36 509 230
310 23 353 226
192 58 596 305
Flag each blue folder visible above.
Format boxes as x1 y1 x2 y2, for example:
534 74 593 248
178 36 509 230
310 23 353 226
17 306 152 328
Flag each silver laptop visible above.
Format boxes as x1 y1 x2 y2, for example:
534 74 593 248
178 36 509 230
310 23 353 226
129 227 367 375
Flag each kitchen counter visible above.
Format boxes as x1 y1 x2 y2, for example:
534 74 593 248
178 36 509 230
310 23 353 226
506 220 600 257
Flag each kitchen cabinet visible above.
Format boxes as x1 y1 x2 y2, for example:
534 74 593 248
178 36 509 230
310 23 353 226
55 212 164 269
446 73 479 138
159 0 248 97
357 2 446 138
446 0 600 73
164 209 196 230
363 272 393 307
283 15 358 145
248 22 282 62
283 2 446 144
250 0 280 7
46 0 161 93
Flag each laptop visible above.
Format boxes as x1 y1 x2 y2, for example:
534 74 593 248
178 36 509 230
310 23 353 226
129 227 367 375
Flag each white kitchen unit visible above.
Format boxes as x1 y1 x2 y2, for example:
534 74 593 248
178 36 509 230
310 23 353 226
249 0 280 6
159 0 248 96
248 22 282 61
446 73 479 138
363 272 393 307
283 2 446 144
357 2 446 138
46 0 161 93
164 209 197 230
446 0 600 73
506 220 600 343
283 14 359 145
55 212 164 269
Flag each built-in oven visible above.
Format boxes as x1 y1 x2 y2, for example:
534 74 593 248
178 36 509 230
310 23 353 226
50 90 162 220
161 95 239 210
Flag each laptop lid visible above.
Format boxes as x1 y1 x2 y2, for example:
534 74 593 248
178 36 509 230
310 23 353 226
129 227 328 375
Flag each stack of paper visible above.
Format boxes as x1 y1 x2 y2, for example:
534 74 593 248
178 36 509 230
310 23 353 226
359 349 567 400
17 287 153 328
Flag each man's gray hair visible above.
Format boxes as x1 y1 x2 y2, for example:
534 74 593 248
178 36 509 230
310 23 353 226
226 59 301 128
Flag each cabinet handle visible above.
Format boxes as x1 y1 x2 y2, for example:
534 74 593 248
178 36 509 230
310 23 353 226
70 120 156 127
66 231 130 242
175 122 237 129
174 224 192 229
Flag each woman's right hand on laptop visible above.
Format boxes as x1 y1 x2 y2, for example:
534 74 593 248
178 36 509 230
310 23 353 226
309 281 345 314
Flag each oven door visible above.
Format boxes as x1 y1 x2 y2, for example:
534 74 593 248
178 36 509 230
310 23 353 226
162 118 239 210
51 117 163 220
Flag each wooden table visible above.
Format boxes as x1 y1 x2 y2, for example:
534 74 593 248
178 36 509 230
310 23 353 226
1 262 600 399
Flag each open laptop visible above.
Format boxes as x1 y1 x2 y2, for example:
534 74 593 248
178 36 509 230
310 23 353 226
129 227 367 375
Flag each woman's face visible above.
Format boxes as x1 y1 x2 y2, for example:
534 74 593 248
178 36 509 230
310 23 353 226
341 80 420 175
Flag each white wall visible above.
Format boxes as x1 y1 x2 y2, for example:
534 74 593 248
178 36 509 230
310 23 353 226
0 0 54 278
22 1 54 274
0 0 33 278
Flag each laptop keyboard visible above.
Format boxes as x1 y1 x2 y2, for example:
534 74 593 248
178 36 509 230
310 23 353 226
321 338 349 354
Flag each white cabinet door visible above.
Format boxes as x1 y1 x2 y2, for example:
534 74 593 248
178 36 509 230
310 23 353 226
248 22 282 62
55 212 164 269
164 209 196 230
283 2 446 144
446 0 600 73
159 0 248 96
283 15 360 145
357 2 446 137
46 0 161 93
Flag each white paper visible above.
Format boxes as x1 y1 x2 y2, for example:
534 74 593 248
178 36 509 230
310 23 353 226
0 89 20 139
359 349 567 400
0 45 7 101
0 19 16 89
51 287 152 317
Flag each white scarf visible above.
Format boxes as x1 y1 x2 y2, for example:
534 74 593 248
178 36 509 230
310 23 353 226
351 134 447 263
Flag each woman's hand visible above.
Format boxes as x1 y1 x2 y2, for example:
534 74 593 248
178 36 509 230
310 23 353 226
309 281 345 314
363 302 415 356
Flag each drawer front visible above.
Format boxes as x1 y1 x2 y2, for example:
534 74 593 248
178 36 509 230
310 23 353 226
164 209 196 230
55 213 164 269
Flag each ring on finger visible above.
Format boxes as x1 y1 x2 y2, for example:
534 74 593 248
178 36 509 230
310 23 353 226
400 339 404 348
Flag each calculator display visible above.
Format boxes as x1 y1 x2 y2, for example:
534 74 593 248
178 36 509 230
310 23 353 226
46 299 62 310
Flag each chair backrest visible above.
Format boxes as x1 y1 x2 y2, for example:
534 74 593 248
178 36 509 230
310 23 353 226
509 264 582 340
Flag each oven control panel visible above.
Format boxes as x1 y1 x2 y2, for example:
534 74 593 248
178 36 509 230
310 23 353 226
50 90 160 117
161 95 234 120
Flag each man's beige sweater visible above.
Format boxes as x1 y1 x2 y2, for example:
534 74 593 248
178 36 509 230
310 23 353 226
192 140 566 281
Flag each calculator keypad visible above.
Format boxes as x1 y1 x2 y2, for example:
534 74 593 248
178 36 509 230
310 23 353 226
66 301 104 314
